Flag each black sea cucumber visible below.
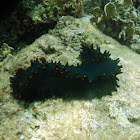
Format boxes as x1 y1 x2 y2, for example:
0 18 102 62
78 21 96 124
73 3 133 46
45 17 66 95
10 45 122 100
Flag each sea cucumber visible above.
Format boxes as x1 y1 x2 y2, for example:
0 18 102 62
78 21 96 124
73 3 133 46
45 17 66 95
10 45 122 100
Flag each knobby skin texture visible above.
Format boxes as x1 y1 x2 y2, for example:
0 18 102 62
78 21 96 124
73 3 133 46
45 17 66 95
10 45 122 101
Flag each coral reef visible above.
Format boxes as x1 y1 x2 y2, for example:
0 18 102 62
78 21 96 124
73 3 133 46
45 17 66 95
0 43 14 62
90 1 137 45
22 0 83 24
133 0 140 10
0 16 139 139
1 0 139 53
84 0 140 53
0 0 83 49
0 43 14 68
0 0 140 139
83 0 109 14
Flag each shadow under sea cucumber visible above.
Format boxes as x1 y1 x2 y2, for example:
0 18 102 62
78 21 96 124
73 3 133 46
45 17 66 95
10 45 122 101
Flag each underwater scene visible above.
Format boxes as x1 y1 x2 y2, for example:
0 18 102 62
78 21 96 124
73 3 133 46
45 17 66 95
0 0 140 139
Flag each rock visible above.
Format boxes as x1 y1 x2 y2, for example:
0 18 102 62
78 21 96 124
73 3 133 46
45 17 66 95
0 16 139 140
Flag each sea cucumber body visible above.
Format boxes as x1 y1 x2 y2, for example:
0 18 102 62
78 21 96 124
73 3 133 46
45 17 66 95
10 46 122 100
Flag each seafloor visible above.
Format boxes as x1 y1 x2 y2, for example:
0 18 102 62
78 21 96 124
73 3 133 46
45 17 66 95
0 1 140 140
0 15 140 140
